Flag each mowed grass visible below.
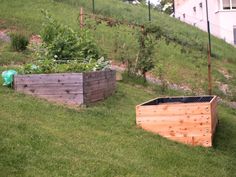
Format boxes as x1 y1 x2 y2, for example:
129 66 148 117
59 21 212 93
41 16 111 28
0 0 236 176
0 73 236 176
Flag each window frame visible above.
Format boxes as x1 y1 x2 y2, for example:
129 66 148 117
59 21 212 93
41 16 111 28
221 0 236 10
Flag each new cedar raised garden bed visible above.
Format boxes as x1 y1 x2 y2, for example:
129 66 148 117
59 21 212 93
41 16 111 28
13 70 116 105
136 96 218 147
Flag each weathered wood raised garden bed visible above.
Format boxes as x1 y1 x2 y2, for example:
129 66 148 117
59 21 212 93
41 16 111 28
136 96 218 147
13 70 116 105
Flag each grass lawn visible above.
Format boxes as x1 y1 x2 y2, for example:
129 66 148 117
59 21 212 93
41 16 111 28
0 74 236 176
0 0 236 176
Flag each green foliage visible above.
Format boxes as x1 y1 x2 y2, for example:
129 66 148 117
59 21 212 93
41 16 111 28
22 10 110 74
156 0 174 15
10 33 29 52
0 41 32 65
137 33 155 79
93 57 110 71
1 0 236 97
40 10 100 63
22 56 110 74
122 71 147 86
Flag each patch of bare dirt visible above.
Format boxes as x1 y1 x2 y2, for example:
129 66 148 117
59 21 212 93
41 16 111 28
218 68 232 79
218 82 230 95
0 29 10 42
29 35 42 44
111 62 191 92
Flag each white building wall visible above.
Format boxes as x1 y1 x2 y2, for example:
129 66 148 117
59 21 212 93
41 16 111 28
217 11 236 44
174 0 236 45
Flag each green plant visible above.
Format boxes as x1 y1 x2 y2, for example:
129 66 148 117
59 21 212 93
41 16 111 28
40 10 100 63
10 33 29 51
93 57 110 71
136 33 155 80
122 71 147 86
22 10 110 74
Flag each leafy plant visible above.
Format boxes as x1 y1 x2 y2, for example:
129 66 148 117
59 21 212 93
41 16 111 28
40 10 100 63
136 33 155 80
22 10 110 74
93 57 110 71
10 33 29 51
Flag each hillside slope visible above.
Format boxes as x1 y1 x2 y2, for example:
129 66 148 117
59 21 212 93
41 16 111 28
0 0 236 99
0 69 236 176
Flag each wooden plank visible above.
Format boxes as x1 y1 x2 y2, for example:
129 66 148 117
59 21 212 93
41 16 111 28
140 123 210 133
14 74 83 85
136 114 211 124
136 95 215 107
14 78 83 85
140 127 212 147
84 94 104 103
14 83 83 89
84 76 115 83
84 79 115 86
83 70 116 82
17 88 83 95
210 96 218 134
38 93 83 99
16 85 83 92
166 135 212 147
84 84 115 94
137 104 211 116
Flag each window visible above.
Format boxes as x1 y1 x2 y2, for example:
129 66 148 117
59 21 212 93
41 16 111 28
232 0 236 9
221 0 236 10
199 2 203 8
223 0 230 9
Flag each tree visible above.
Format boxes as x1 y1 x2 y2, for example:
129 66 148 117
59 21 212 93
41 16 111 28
137 33 155 81
157 0 174 15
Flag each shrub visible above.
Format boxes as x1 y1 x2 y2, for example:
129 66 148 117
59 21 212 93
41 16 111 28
10 33 29 51
40 10 100 63
22 10 110 74
136 33 155 80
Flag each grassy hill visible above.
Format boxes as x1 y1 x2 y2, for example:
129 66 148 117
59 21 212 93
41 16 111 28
0 0 236 100
1 1 236 176
0 68 236 176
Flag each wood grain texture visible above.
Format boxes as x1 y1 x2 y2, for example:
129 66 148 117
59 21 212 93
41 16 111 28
136 96 217 147
14 70 116 106
83 70 116 104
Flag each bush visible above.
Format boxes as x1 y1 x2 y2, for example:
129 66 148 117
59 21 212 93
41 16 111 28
10 33 29 51
22 10 110 74
40 10 100 63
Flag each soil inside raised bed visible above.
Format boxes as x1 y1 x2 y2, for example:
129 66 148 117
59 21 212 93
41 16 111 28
142 96 214 106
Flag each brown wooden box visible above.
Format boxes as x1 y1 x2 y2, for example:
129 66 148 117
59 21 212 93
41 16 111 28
136 96 218 147
13 70 116 106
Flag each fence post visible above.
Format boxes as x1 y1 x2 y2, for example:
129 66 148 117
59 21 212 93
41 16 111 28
80 7 84 29
148 0 151 21
207 45 212 95
92 0 95 14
